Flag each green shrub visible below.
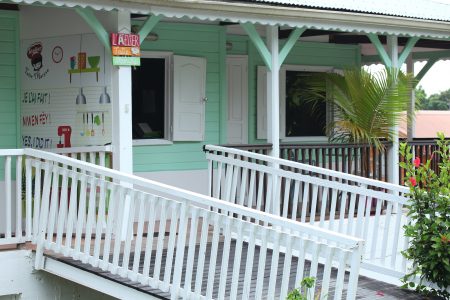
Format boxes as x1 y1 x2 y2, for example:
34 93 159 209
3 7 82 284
399 133 450 298
286 277 320 300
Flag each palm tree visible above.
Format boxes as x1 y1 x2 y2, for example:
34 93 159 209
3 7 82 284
295 67 415 150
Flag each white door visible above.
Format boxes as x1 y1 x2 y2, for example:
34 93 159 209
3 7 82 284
173 55 207 141
227 56 248 144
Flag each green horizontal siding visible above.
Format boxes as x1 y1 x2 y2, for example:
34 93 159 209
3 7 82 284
132 22 225 172
0 10 19 180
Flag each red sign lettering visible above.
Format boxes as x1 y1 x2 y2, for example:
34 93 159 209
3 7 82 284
110 33 140 47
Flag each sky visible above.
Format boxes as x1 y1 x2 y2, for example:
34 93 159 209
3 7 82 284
365 0 450 97
414 0 450 96
415 61 450 96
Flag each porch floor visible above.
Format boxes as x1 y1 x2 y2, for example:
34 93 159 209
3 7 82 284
48 240 426 300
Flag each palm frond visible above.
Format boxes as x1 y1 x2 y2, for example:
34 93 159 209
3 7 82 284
304 67 415 150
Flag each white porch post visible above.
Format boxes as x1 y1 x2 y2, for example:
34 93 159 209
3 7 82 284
406 55 415 141
112 11 133 174
266 25 281 216
266 25 280 158
387 36 399 186
111 11 133 239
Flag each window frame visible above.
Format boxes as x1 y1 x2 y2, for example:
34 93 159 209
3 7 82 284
280 65 334 142
132 51 173 146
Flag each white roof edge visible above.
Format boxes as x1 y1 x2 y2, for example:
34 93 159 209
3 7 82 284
6 0 450 39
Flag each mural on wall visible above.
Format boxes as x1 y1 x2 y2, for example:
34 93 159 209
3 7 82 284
21 34 112 149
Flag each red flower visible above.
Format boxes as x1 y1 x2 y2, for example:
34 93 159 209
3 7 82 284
414 157 420 167
409 177 417 187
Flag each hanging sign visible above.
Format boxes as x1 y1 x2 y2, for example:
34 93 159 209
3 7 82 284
110 33 141 66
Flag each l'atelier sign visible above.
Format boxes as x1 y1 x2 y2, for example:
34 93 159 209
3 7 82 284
110 33 141 66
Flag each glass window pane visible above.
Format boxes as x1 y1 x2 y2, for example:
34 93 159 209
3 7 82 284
285 71 326 137
132 58 166 139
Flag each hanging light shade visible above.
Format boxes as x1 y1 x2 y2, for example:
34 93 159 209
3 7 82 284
76 88 87 104
99 86 111 104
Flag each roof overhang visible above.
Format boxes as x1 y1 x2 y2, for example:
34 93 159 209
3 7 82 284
5 0 450 39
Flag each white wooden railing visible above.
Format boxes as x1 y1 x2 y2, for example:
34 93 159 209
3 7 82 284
0 148 364 299
204 145 411 278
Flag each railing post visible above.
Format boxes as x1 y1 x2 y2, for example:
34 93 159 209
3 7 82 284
346 241 364 300
34 162 53 270
5 156 11 239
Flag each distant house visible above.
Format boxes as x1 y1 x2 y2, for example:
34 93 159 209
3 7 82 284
399 110 450 138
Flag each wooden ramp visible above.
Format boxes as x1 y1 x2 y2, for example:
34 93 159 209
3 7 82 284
49 241 424 300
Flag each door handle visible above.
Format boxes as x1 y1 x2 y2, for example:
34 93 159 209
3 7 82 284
202 97 208 102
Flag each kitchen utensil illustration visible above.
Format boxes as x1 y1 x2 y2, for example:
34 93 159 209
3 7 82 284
102 113 105 136
78 52 87 70
81 113 85 136
91 113 95 136
88 56 100 69
86 113 90 136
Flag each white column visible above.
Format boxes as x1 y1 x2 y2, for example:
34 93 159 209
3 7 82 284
266 25 281 216
387 36 399 186
111 11 133 239
112 11 133 174
266 25 280 158
406 55 415 141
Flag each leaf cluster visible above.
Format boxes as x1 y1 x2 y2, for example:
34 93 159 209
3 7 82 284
286 277 320 300
303 67 415 150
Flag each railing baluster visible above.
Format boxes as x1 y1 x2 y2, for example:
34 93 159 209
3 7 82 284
83 176 98 263
15 156 23 241
230 221 244 299
5 156 11 239
121 190 136 277
25 158 33 239
163 202 180 290
183 207 199 292
390 202 404 270
242 225 256 300
74 174 88 259
300 183 309 223
93 180 107 267
64 172 79 256
217 217 232 300
46 167 60 248
55 168 69 252
380 201 393 265
100 183 116 270
205 214 221 299
130 192 147 279
141 195 157 284
194 210 210 294
254 226 268 300
171 202 189 299
111 186 126 274
32 161 42 242
309 184 319 224
279 234 293 299
291 180 300 221
267 231 280 297
153 199 168 285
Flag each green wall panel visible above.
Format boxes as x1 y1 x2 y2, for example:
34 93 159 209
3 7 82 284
0 10 19 180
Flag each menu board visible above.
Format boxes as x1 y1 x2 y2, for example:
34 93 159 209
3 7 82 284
21 33 112 149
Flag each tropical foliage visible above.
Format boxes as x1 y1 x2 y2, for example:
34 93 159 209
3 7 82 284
297 67 415 149
399 133 450 298
416 86 450 110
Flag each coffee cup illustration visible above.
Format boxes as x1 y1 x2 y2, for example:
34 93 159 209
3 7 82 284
27 42 43 71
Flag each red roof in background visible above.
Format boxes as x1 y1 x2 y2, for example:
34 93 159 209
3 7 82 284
399 111 450 138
